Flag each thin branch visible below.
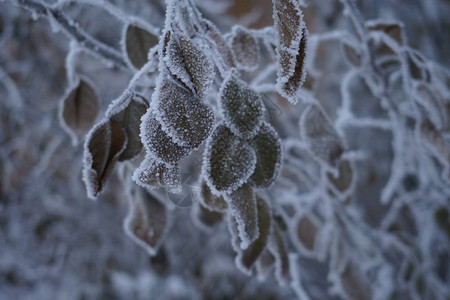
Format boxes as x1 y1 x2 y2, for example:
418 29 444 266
12 0 129 70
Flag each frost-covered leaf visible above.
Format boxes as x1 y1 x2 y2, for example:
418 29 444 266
292 213 319 254
268 223 290 284
248 122 282 188
199 180 228 213
341 40 362 67
132 155 181 192
236 196 271 273
366 20 405 46
82 119 127 199
300 105 344 167
140 111 190 164
125 23 159 69
203 19 235 69
225 183 258 248
256 249 276 280
273 0 308 104
339 262 372 300
327 159 354 193
192 203 224 231
108 94 149 161
419 120 450 180
163 31 214 98
203 124 256 193
59 79 99 144
219 74 264 139
154 77 214 148
413 82 449 131
230 25 259 71
124 188 169 256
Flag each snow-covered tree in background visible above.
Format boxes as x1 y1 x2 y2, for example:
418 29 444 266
0 0 449 299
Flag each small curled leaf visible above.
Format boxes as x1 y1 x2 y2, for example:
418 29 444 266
341 40 362 67
248 122 282 188
203 19 235 69
132 155 181 192
339 262 372 300
82 119 127 199
219 74 264 139
268 223 290 284
193 203 224 231
237 196 271 273
125 23 159 69
366 20 405 46
230 25 259 71
60 79 99 144
226 183 259 248
292 213 319 254
300 105 344 167
199 180 228 213
124 188 169 256
163 31 215 98
108 94 149 161
327 159 354 193
155 77 214 148
203 124 256 194
140 111 191 165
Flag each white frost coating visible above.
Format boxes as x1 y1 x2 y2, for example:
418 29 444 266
289 254 312 300
218 72 264 139
412 81 449 130
300 104 344 168
132 154 181 193
272 0 308 104
224 184 259 249
152 76 214 149
229 25 259 72
267 223 290 285
201 124 257 195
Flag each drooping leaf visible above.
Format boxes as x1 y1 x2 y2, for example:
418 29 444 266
237 196 271 273
193 203 224 231
293 213 319 253
163 31 214 98
132 155 181 192
268 223 290 284
300 105 344 167
82 119 127 199
154 76 214 148
419 120 450 180
203 124 256 193
339 262 372 300
107 93 149 161
124 188 169 256
341 40 362 67
272 0 308 104
60 79 99 144
199 180 228 213
125 23 159 69
327 159 354 193
225 183 259 248
219 74 264 139
256 249 276 280
140 111 191 164
248 122 282 188
366 20 405 46
230 25 259 71
413 82 449 131
203 19 235 69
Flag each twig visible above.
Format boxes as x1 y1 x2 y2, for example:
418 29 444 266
12 0 129 70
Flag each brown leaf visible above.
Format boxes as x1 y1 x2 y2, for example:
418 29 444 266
273 0 308 104
60 79 99 143
300 104 344 167
268 223 290 284
154 77 214 148
327 159 354 193
108 93 149 161
124 188 169 256
419 120 450 180
203 20 235 69
199 180 228 213
133 155 181 192
125 24 159 69
83 119 127 199
230 25 259 71
163 31 214 98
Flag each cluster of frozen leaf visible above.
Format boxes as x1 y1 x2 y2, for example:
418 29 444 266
23 0 450 298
